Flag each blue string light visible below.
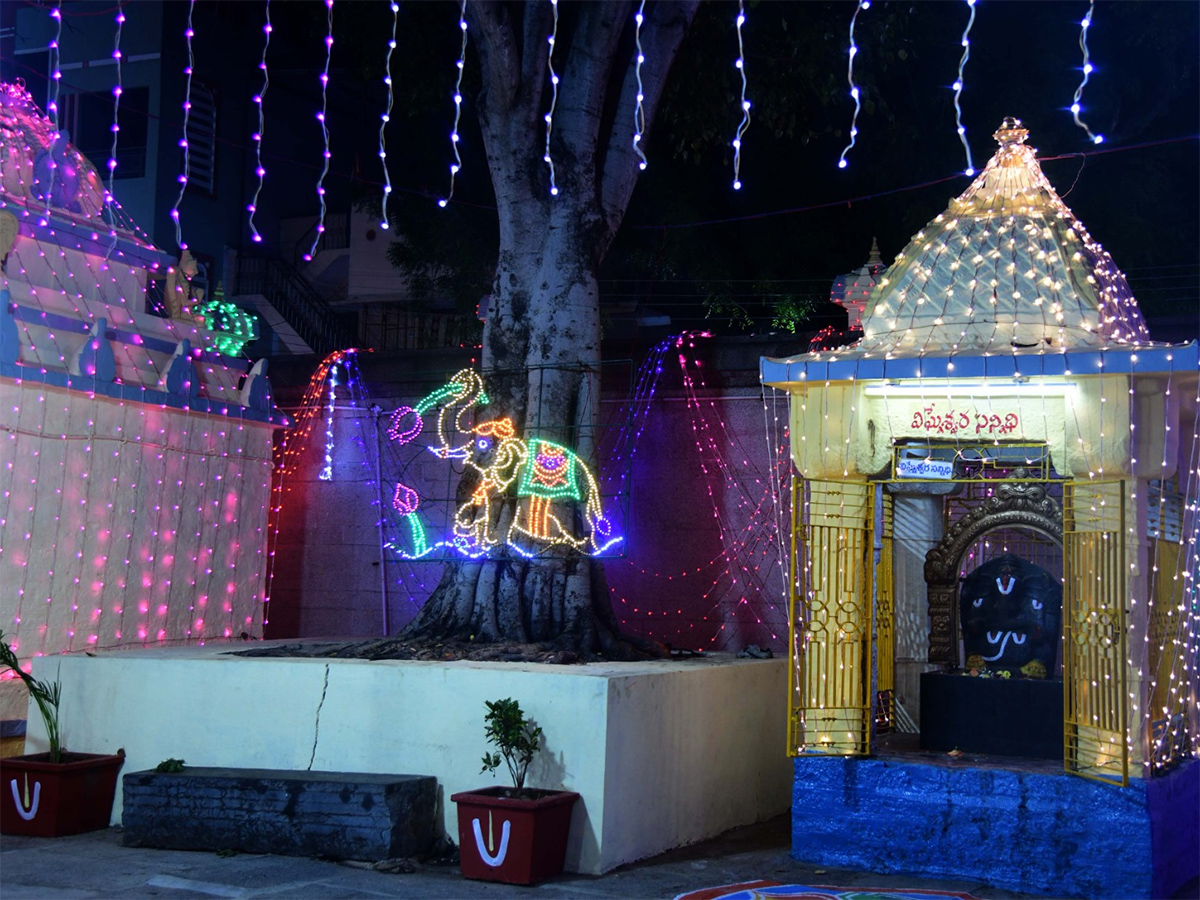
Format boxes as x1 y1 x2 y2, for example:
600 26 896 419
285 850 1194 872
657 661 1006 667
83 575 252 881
320 363 339 481
305 0 335 263
837 0 871 170
951 0 977 177
543 0 561 197
1070 0 1105 145
731 0 751 190
439 2 469 208
247 0 272 244
632 0 648 171
379 1 400 228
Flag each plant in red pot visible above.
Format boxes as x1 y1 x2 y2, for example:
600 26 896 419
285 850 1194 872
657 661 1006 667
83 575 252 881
451 697 579 885
0 631 124 836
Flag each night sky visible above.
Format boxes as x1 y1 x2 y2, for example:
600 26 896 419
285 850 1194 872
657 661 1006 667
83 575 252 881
345 1 1198 339
11 1 1196 338
602 1 1199 336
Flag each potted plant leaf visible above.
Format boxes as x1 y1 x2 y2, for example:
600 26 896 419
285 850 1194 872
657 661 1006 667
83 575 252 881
0 631 124 836
450 698 579 885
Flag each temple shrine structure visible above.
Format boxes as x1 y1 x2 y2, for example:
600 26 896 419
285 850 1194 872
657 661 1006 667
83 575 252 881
0 83 287 722
761 119 1198 898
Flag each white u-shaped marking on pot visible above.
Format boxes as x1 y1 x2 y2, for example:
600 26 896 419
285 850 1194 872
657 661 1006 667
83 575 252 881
472 813 511 867
10 776 41 821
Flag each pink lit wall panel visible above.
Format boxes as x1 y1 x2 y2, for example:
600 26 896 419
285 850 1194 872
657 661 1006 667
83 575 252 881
0 380 275 663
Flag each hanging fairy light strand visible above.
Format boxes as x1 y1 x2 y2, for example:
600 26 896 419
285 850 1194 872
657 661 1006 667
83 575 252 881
731 0 751 190
319 362 340 481
952 0 977 176
1070 1 1105 145
439 1 469 208
543 0 561 197
103 4 125 228
632 0 648 171
42 2 63 225
837 0 870 170
247 0 272 244
305 0 335 262
378 1 400 228
170 0 197 251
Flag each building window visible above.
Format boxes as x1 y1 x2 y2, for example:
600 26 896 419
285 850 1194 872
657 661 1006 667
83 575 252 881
60 86 149 179
185 81 217 195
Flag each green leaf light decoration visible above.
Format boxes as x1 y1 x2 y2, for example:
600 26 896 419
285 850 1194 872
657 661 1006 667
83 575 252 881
197 284 258 357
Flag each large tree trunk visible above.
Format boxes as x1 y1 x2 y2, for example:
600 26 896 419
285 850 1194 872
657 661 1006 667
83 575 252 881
401 1 698 656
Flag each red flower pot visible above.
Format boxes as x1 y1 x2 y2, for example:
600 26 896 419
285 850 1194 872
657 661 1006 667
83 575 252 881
451 786 580 885
0 750 125 837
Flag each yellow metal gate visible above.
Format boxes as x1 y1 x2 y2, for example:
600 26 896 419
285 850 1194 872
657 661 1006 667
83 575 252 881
788 478 874 755
1063 480 1129 785
875 490 895 731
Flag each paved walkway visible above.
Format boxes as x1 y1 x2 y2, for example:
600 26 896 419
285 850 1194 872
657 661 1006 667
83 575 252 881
1 815 1054 900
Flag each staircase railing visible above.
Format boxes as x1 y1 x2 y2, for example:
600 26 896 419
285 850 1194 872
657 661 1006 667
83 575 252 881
234 252 356 356
292 211 350 268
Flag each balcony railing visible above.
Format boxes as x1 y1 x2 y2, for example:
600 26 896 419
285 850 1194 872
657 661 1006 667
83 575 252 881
235 252 356 356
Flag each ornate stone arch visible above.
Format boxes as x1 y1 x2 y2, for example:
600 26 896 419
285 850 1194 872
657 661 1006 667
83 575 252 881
924 479 1063 664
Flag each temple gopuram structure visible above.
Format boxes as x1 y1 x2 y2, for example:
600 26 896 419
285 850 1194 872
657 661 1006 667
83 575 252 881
0 83 287 727
762 119 1198 898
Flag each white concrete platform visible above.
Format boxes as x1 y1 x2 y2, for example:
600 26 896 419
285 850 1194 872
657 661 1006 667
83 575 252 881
28 646 791 874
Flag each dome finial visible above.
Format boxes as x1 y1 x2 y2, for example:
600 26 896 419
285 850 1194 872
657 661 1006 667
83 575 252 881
993 117 1028 148
867 237 883 268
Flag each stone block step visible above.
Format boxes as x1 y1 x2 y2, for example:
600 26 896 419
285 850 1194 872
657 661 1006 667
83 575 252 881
123 768 436 861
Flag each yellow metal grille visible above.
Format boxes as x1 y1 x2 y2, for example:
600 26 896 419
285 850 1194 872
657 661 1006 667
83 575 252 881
1147 539 1191 772
1063 480 1129 785
788 478 874 756
875 490 895 730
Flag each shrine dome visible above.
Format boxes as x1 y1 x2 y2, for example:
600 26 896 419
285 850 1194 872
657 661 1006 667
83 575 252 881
859 117 1148 354
0 80 150 245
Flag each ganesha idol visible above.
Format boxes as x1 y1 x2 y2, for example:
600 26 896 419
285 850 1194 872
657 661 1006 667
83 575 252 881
959 553 1062 679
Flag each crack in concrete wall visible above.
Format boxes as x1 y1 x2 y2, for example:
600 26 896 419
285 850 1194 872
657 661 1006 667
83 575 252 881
308 664 330 770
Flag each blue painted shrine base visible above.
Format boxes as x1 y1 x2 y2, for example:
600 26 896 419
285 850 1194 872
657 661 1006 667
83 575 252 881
791 756 1198 899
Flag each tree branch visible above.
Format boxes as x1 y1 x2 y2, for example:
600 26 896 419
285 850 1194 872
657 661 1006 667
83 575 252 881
554 2 634 193
466 2 521 116
598 1 699 240
468 1 551 208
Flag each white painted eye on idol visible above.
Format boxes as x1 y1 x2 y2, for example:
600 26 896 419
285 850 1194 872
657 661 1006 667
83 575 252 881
973 597 984 608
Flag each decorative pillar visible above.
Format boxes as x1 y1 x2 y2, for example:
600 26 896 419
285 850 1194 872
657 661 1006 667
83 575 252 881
798 479 873 754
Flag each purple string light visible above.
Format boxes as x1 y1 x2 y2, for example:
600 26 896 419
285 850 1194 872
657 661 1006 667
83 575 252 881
304 0 335 263
42 2 63 225
379 1 399 228
170 0 197 251
247 0 272 244
438 1 469 208
104 4 126 232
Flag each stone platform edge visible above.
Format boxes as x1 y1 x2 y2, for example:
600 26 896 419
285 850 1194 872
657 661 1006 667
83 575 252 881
28 647 792 875
790 755 1199 899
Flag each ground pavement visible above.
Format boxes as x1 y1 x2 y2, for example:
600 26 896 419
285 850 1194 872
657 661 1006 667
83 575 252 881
0 814 1062 900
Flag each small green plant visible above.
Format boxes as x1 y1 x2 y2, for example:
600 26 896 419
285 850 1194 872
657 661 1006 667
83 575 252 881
0 629 63 762
155 758 186 773
480 698 542 792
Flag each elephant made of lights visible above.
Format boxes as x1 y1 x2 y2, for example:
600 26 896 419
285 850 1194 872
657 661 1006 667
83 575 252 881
386 370 619 558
